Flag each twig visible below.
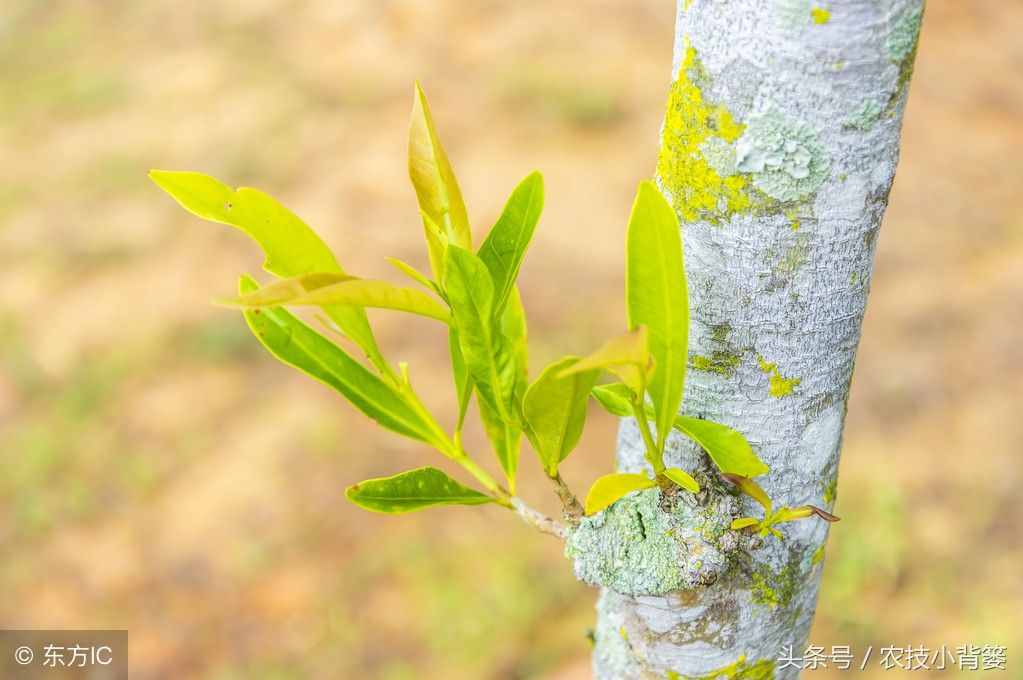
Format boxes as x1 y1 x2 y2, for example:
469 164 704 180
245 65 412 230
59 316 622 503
551 472 584 521
511 497 569 540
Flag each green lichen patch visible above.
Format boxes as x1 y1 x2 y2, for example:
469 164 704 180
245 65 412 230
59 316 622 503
811 543 826 566
750 559 801 610
844 98 883 131
757 355 801 398
823 474 838 505
691 324 746 378
784 206 801 231
883 6 923 116
691 351 742 378
735 109 831 203
657 44 755 224
710 323 732 343
887 7 923 63
566 487 740 596
810 6 830 24
773 237 809 278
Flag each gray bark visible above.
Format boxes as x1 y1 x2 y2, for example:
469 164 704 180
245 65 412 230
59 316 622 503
568 1 924 677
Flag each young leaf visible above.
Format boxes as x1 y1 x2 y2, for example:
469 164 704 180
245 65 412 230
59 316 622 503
478 396 521 492
408 83 471 256
590 383 634 417
386 256 440 294
215 272 354 307
345 466 493 514
774 505 840 524
149 170 386 372
721 473 773 512
626 180 687 454
476 287 529 489
239 275 447 450
477 172 544 315
673 416 769 478
523 357 599 478
151 171 341 275
443 245 513 422
731 517 760 530
584 473 657 516
561 327 652 394
663 467 700 493
226 276 451 324
421 212 448 284
501 287 530 412
449 328 473 429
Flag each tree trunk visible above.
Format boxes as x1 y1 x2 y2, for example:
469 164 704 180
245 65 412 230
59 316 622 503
572 1 924 677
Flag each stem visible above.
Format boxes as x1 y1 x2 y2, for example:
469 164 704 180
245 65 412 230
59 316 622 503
457 449 567 538
630 396 664 474
454 452 512 507
511 497 568 539
550 472 584 521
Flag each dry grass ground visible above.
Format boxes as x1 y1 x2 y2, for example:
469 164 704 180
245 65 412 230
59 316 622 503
1 1 1020 678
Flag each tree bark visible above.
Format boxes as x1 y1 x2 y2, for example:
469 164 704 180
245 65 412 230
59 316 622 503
572 1 924 677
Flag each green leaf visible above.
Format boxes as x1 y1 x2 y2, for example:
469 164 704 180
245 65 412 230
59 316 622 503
590 383 634 417
149 170 387 373
731 517 760 530
477 172 544 315
225 275 451 324
476 287 529 489
443 245 513 422
408 83 472 267
345 466 493 514
420 212 448 284
584 473 656 516
478 395 521 492
150 170 341 274
386 256 440 294
239 275 446 450
216 272 355 307
449 328 473 429
561 327 651 394
722 473 773 512
523 357 599 477
626 180 688 454
673 416 769 478
501 287 530 411
663 467 700 493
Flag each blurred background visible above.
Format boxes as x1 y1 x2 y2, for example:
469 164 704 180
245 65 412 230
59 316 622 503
1 1 1020 678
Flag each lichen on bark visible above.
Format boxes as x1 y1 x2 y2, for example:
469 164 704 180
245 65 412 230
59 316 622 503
566 485 745 597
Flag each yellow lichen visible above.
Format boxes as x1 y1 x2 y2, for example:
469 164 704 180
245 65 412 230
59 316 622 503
691 351 742 378
785 207 801 231
751 561 800 610
757 355 801 398
810 6 831 24
674 655 776 680
657 43 753 224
